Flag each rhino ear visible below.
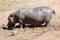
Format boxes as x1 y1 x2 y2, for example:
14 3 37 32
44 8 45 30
8 17 15 24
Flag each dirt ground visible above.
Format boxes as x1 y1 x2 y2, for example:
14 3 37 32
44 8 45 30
0 0 60 40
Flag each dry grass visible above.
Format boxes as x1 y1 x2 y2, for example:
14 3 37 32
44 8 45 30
0 0 60 40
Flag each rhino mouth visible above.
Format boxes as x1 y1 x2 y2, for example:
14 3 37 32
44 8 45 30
7 21 15 30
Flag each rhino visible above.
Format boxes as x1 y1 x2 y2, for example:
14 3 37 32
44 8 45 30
7 6 55 29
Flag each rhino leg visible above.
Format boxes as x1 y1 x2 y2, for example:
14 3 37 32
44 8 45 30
45 21 50 27
19 20 25 28
23 24 25 28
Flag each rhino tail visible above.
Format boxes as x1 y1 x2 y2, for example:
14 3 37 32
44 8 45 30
53 10 55 15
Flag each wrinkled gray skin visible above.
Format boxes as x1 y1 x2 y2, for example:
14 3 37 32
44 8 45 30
7 6 55 29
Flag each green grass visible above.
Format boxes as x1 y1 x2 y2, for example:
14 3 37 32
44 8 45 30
0 0 30 12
